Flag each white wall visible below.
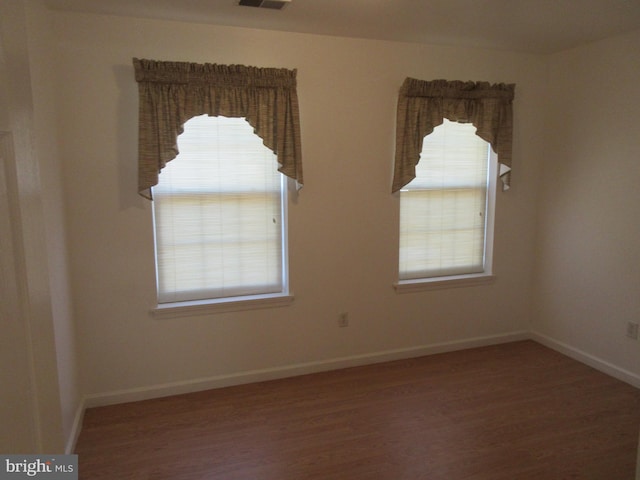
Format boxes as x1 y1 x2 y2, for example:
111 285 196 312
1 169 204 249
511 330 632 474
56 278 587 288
532 29 640 381
0 0 67 453
51 11 545 402
25 0 80 451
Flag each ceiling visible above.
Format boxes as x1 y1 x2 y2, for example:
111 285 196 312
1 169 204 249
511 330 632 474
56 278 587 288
43 0 640 54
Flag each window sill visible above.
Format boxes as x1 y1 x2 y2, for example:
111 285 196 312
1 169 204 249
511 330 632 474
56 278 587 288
394 274 496 293
151 293 294 319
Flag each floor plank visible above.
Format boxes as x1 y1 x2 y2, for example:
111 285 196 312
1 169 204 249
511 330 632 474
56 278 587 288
75 341 640 479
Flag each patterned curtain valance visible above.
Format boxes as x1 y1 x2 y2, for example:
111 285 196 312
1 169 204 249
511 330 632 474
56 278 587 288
392 78 515 193
133 58 303 199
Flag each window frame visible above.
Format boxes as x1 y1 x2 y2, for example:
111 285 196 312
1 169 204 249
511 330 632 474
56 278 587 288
395 123 498 293
149 116 294 316
151 291 294 318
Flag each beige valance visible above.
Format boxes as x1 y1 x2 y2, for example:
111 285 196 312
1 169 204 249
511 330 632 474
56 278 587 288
133 58 303 199
392 78 515 193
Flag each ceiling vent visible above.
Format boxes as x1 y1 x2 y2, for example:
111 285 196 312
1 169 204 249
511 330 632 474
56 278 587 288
238 0 291 10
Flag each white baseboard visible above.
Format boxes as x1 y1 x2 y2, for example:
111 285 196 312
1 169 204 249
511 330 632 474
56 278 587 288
84 331 529 409
530 331 640 389
73 330 638 452
65 398 86 454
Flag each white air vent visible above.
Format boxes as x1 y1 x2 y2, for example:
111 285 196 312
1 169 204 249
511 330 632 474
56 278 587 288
239 0 291 10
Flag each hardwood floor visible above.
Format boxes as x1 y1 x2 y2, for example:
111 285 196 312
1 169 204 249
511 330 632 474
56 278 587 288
75 341 640 479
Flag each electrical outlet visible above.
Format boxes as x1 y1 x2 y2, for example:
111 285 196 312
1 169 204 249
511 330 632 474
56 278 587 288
626 322 639 340
338 312 349 328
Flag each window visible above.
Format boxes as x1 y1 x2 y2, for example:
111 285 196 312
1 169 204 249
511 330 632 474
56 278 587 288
133 59 301 314
392 77 514 290
398 119 497 283
152 115 287 304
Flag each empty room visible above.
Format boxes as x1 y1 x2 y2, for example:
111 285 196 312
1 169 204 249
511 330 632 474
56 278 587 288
1 0 639 478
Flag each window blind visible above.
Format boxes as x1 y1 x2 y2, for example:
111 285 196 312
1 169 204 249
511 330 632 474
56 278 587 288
399 120 491 280
152 115 285 303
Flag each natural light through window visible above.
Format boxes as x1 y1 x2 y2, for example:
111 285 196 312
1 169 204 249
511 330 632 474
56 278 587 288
399 119 496 282
152 115 287 304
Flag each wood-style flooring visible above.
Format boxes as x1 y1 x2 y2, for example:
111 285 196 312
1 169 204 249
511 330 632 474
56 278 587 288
75 340 640 479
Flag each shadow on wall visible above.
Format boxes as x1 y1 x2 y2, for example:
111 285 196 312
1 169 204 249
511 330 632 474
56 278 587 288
114 63 145 211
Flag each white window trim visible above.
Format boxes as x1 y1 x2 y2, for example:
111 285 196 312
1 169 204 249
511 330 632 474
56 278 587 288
394 273 496 293
151 117 291 307
395 145 499 292
151 292 294 319
151 174 293 318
